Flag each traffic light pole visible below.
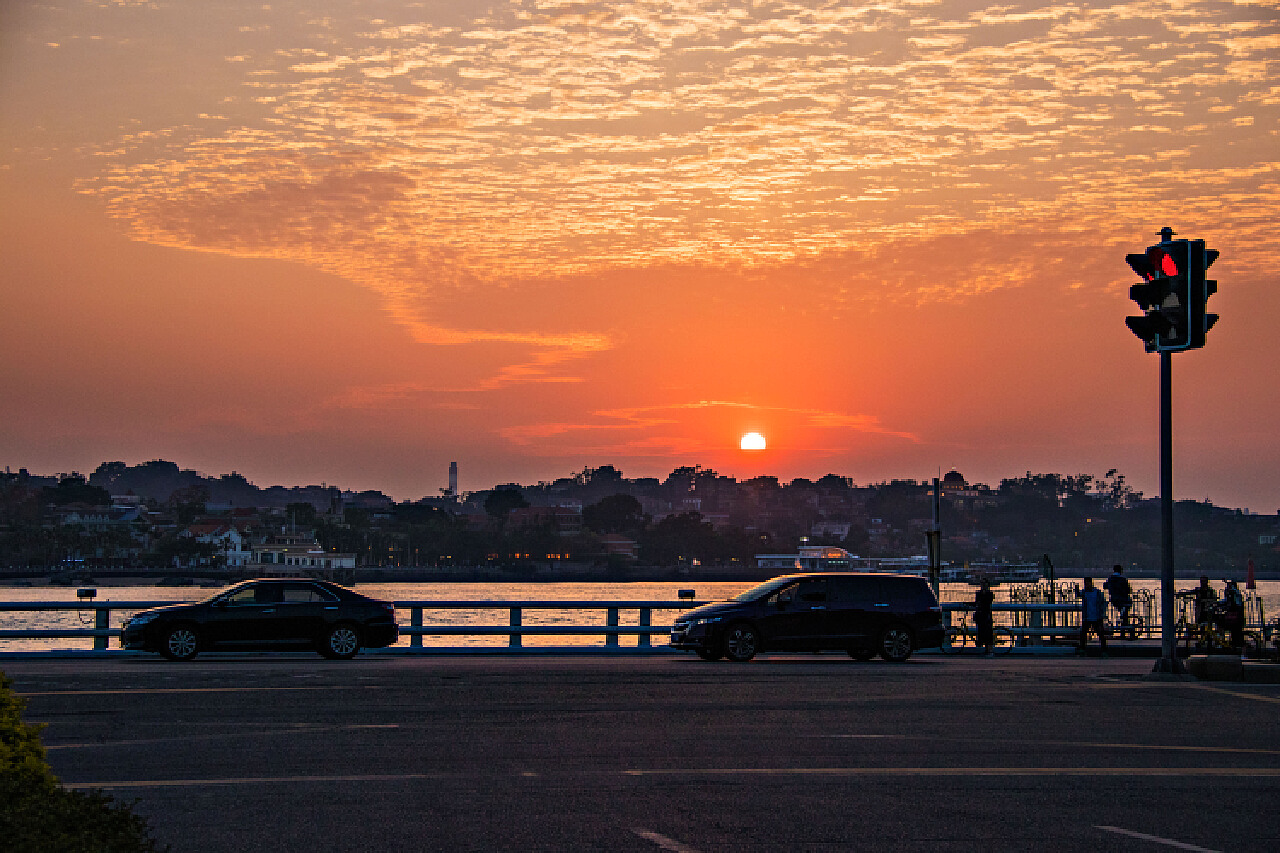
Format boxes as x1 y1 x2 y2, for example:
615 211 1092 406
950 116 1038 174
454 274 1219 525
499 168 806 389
1155 350 1183 673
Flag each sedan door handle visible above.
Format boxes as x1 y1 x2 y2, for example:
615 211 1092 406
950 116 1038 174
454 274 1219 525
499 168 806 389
324 606 339 611
260 608 275 613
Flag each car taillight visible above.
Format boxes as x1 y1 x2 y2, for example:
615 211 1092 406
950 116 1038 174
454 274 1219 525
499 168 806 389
381 602 397 620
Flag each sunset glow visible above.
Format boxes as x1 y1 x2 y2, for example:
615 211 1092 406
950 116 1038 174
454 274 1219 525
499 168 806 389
2 1 1278 509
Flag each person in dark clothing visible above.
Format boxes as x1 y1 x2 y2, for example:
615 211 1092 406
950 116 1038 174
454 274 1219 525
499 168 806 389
1104 565 1133 638
1077 577 1108 656
1193 576 1218 626
975 578 995 657
1220 579 1245 651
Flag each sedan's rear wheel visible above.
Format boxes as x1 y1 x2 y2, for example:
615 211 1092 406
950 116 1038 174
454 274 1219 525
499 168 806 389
320 623 361 659
160 625 199 661
879 625 914 662
723 623 759 662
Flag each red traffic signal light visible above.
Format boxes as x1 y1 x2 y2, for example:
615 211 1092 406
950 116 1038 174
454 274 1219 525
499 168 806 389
1126 239 1190 352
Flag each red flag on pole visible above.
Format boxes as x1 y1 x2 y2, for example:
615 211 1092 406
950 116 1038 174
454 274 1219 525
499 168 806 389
1246 558 1257 590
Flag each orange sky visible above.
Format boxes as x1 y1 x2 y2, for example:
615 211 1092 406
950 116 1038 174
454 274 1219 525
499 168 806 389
2 1 1278 510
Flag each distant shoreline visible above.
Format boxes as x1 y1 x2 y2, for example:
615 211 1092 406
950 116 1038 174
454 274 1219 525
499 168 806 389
2 565 1277 587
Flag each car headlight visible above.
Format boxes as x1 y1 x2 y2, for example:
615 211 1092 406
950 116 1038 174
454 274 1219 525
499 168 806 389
126 612 158 627
691 617 722 627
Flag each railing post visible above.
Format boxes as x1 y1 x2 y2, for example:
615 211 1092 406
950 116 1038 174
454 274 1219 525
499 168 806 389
411 607 422 649
638 607 651 648
509 607 522 648
1029 607 1042 646
95 606 109 651
606 607 619 648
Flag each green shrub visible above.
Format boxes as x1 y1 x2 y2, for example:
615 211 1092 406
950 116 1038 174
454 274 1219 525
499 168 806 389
0 671 168 852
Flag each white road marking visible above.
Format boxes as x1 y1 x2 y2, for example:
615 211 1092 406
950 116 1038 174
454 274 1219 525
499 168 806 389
65 773 440 789
632 828 703 853
622 767 1280 778
1096 825 1221 852
19 685 378 696
814 733 1280 757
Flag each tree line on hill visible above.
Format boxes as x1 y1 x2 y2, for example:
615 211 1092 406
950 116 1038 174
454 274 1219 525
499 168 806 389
0 461 1276 573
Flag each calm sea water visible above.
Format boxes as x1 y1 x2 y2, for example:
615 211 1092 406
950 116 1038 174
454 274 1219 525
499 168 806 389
1 579 1276 652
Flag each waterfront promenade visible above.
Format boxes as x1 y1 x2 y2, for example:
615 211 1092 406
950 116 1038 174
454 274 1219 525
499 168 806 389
6 655 1279 852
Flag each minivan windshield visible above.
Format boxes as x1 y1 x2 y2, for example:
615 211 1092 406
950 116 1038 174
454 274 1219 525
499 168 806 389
731 577 798 602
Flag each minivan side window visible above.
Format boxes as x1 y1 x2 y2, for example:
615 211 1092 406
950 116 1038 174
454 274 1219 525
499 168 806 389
769 584 799 607
795 579 828 603
881 577 936 608
832 577 882 606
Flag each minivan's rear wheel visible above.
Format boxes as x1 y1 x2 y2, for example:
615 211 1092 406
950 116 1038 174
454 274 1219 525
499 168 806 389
319 623 361 660
723 623 759 662
879 625 914 662
161 625 199 661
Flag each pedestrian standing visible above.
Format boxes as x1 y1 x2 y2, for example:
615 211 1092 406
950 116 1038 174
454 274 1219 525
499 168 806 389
1104 564 1133 638
1221 579 1245 651
975 578 995 657
1077 577 1108 656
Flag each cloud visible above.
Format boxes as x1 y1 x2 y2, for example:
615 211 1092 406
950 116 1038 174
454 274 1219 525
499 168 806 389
46 1 1280 358
498 399 920 456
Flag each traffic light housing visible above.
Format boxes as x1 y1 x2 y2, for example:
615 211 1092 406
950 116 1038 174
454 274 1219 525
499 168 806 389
1126 239 1190 352
1186 240 1219 349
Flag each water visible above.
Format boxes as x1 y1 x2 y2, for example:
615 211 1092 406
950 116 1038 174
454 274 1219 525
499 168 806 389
1 579 1276 652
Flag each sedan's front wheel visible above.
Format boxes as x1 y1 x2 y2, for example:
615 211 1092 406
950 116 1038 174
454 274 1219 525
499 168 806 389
319 623 361 660
160 625 199 661
723 623 760 662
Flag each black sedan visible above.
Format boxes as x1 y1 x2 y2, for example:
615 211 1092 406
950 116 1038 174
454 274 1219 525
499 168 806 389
121 578 399 660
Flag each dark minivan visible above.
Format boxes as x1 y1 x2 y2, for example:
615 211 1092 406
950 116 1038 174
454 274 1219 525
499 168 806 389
669 573 944 662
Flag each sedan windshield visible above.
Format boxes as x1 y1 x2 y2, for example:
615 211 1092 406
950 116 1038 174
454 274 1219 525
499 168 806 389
731 577 797 602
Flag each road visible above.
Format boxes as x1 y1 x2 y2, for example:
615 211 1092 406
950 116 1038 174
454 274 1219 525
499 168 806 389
5 654 1279 852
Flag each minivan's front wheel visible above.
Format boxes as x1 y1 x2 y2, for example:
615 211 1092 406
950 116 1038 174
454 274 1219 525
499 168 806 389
879 625 914 662
723 623 759 662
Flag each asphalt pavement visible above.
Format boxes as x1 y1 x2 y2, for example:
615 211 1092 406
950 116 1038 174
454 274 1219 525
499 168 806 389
5 653 1279 852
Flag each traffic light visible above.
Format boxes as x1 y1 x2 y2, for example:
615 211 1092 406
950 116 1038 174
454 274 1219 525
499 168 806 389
1126 239 1190 352
1186 239 1219 349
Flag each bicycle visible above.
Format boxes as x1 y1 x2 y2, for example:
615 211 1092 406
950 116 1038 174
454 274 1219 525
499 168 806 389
941 611 1014 655
1108 608 1144 640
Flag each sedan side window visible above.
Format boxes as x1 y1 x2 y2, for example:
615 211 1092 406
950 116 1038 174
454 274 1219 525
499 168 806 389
281 584 338 603
224 586 260 606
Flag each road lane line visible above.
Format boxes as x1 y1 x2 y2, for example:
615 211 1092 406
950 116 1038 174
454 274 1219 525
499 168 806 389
1190 684 1280 705
632 828 703 853
64 773 441 789
621 767 1280 778
1096 825 1221 852
814 734 1280 757
19 686 377 696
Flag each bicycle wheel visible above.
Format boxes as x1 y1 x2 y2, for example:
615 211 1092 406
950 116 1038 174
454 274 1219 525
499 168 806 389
940 627 966 654
993 627 1015 654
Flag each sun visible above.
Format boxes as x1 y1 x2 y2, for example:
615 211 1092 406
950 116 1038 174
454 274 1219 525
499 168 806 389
740 432 767 451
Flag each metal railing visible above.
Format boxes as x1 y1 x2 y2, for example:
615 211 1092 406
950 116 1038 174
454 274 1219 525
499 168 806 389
0 599 707 653
0 594 1266 654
